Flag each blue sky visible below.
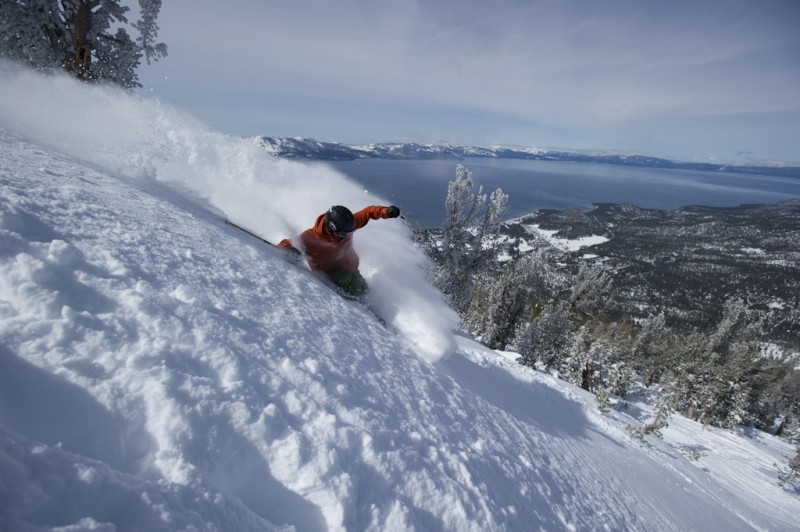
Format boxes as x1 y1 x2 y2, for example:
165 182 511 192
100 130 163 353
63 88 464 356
136 0 800 164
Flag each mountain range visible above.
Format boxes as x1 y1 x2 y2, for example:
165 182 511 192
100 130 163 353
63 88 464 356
254 136 800 179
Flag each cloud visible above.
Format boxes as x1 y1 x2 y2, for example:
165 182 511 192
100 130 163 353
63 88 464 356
138 0 800 161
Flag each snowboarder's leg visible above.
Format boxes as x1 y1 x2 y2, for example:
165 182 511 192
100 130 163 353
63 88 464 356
326 268 369 300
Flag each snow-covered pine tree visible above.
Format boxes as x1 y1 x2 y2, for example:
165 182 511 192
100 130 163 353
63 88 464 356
667 328 708 421
748 359 800 438
0 0 166 88
668 298 763 428
517 302 573 370
465 250 553 350
645 389 674 437
568 262 614 322
699 299 762 427
584 319 638 399
634 312 670 387
628 388 674 441
560 325 592 385
133 0 167 65
586 342 611 393
435 164 508 314
606 358 637 399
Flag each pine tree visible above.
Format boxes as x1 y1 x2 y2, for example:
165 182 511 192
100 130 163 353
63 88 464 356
703 299 761 427
517 302 573 370
561 326 592 386
133 0 167 65
568 262 614 322
668 298 763 428
634 313 670 387
435 164 508 314
668 328 707 421
606 358 637 399
465 250 553 350
748 359 800 437
0 0 166 88
645 390 674 438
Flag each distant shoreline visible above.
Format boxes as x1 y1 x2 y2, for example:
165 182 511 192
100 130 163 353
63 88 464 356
254 136 800 180
479 198 800 232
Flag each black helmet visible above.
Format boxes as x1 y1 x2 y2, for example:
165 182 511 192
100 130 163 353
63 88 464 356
325 205 355 236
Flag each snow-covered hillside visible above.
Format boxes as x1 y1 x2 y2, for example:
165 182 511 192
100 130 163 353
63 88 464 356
1 61 799 531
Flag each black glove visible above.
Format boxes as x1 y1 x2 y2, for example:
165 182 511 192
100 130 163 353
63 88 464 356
386 205 400 218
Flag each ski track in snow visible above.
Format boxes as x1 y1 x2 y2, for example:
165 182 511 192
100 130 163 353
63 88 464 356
1 62 799 531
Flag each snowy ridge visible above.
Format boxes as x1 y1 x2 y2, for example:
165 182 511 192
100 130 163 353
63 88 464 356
253 136 800 177
1 61 799 531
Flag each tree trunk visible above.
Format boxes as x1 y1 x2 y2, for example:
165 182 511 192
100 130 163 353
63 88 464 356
64 2 93 80
581 362 592 391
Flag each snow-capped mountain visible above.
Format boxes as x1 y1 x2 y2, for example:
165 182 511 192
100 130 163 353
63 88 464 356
254 136 800 178
254 136 506 161
1 59 799 531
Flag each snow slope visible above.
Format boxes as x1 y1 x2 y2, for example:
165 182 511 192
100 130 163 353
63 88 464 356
0 60 457 364
1 62 799 531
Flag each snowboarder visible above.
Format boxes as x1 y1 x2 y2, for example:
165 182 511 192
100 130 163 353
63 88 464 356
278 205 401 299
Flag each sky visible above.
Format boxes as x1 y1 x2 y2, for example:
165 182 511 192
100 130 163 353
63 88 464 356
134 0 800 164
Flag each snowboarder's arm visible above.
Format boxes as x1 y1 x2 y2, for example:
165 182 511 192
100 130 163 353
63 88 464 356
353 205 401 229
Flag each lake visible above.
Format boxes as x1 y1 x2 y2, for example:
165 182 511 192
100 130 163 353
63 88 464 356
325 158 800 228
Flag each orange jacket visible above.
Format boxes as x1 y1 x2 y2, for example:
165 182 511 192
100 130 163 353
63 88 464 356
278 206 391 273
